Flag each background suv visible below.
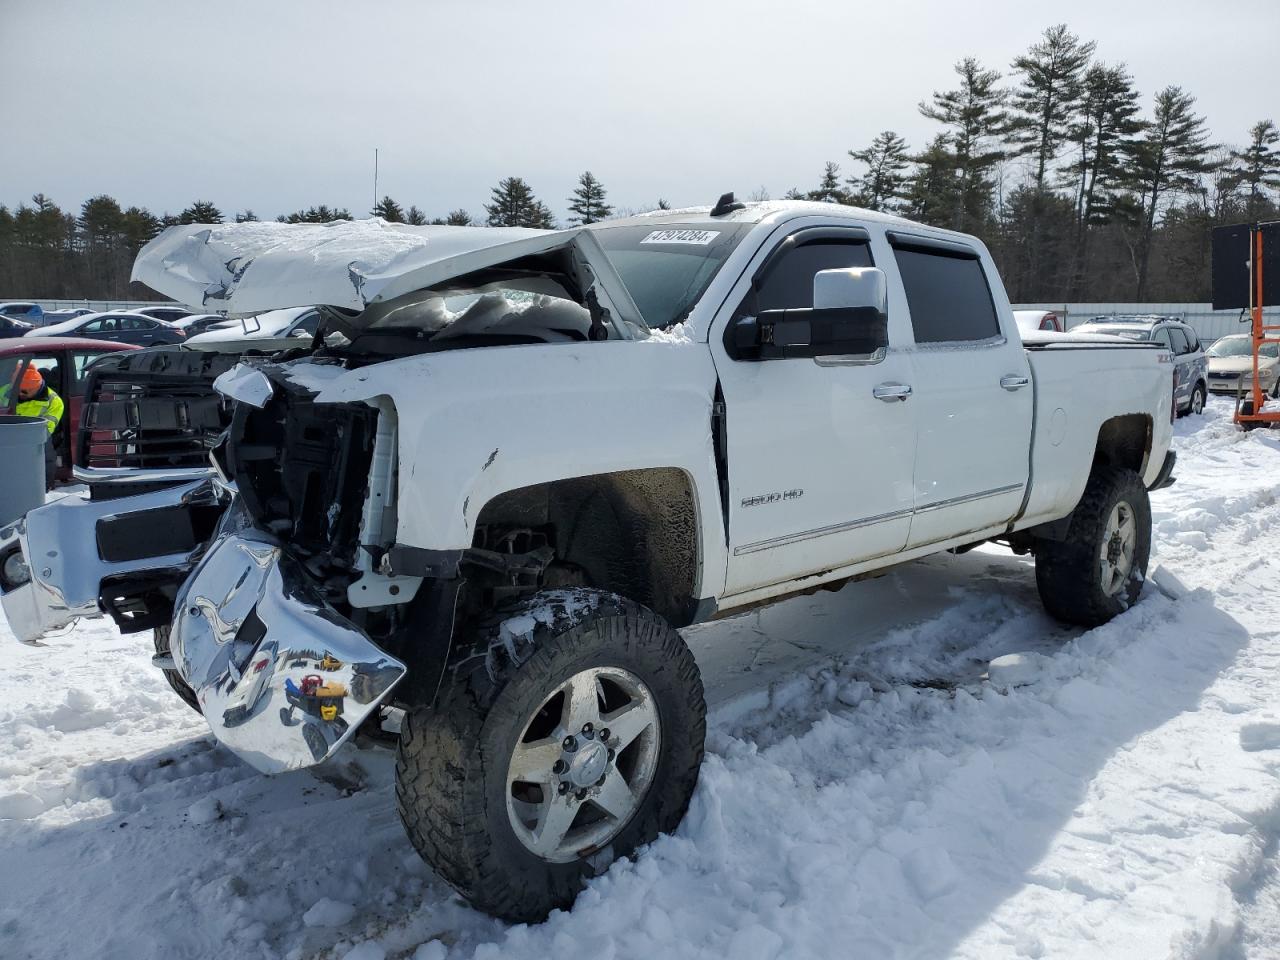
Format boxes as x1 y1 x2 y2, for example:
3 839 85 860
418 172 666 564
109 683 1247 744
1072 315 1208 416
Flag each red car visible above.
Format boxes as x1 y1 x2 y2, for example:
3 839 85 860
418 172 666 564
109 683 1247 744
0 337 139 484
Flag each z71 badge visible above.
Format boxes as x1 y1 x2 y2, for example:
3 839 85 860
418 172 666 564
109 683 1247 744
741 488 804 508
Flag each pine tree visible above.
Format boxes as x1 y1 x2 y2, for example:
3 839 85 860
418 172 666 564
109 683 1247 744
78 195 126 246
568 171 613 224
485 177 555 228
405 205 427 225
178 200 223 224
445 209 473 226
528 200 557 229
278 206 351 223
846 131 911 211
1006 25 1095 294
1129 85 1214 299
919 57 1009 231
121 206 161 250
1229 120 1280 220
1008 25 1095 192
1060 63 1145 295
372 196 405 222
904 135 962 224
807 162 849 203
784 187 807 200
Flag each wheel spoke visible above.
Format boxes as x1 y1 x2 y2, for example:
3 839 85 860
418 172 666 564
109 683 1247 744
602 698 655 751
562 672 602 732
1100 557 1114 592
592 767 636 821
530 794 579 857
508 737 562 783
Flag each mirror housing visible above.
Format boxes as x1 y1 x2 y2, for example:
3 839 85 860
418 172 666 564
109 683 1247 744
730 267 889 360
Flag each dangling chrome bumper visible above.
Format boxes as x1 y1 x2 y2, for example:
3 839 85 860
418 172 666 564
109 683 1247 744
168 531 405 773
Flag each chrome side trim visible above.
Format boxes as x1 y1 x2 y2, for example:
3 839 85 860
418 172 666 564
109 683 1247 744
814 346 888 367
913 482 1025 515
731 482 1025 557
733 507 913 556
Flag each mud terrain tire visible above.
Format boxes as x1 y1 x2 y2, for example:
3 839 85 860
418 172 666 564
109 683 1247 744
395 589 705 922
1035 466 1151 627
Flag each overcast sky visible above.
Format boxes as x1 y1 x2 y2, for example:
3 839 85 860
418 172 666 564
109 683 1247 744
2 0 1277 224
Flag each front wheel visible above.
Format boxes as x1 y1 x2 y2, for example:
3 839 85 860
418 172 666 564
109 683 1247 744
395 590 705 922
1189 383 1206 415
1034 467 1151 627
154 625 201 713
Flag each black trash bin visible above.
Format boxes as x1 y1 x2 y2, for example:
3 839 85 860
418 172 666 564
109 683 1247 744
0 415 49 527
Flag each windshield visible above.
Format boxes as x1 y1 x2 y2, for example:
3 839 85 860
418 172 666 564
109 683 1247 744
1207 335 1280 359
592 223 750 328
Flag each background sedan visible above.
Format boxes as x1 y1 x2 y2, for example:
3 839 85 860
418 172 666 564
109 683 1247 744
25 311 186 346
1205 333 1280 399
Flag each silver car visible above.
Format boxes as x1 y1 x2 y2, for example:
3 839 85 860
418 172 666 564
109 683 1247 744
1072 316 1208 417
1205 333 1280 399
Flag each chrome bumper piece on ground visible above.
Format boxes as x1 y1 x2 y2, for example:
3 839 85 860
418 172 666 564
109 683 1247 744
2 480 406 774
169 532 406 774
0 480 217 645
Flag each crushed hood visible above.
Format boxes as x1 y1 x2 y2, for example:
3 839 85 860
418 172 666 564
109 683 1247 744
131 219 640 325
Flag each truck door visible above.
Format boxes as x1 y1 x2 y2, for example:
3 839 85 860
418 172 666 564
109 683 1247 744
712 224 919 597
887 233 1032 549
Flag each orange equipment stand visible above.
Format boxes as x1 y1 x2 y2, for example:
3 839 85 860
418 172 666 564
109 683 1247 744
1234 225 1280 427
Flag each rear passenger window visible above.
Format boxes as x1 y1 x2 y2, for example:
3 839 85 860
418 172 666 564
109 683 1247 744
748 240 873 313
893 245 1001 344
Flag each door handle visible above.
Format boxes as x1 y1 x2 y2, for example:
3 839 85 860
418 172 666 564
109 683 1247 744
1000 375 1030 391
873 382 912 402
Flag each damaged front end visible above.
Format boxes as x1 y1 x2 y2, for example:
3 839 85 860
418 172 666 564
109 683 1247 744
1 359 410 774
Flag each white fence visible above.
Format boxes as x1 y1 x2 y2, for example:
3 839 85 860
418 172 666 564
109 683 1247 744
1013 302 1280 344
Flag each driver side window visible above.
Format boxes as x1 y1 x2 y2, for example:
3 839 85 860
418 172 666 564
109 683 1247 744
738 239 874 316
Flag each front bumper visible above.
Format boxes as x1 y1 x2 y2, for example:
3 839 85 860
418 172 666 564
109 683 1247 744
169 532 406 773
0 479 221 644
1208 375 1273 394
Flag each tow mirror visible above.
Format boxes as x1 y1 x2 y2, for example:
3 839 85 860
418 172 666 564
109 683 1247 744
730 267 889 360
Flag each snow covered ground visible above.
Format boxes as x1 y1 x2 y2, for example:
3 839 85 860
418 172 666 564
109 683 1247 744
4 396 1280 959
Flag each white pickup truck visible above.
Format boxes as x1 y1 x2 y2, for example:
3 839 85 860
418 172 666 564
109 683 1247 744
0 198 1176 921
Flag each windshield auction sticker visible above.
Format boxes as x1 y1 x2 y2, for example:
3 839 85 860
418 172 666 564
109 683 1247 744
639 229 721 245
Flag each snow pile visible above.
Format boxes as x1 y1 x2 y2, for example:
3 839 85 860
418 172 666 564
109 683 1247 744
3 398 1280 958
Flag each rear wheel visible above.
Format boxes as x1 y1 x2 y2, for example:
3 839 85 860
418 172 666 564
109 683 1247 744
153 625 201 713
395 590 705 922
1034 467 1151 627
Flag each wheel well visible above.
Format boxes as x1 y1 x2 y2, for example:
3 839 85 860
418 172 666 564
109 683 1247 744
473 468 700 627
1093 414 1152 476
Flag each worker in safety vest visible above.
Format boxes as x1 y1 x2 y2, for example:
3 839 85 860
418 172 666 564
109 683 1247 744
1 366 65 487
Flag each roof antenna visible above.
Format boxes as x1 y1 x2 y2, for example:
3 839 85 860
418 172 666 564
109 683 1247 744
710 192 746 217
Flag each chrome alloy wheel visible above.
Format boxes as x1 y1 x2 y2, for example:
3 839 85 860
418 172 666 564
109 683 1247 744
1099 500 1137 597
505 666 660 863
